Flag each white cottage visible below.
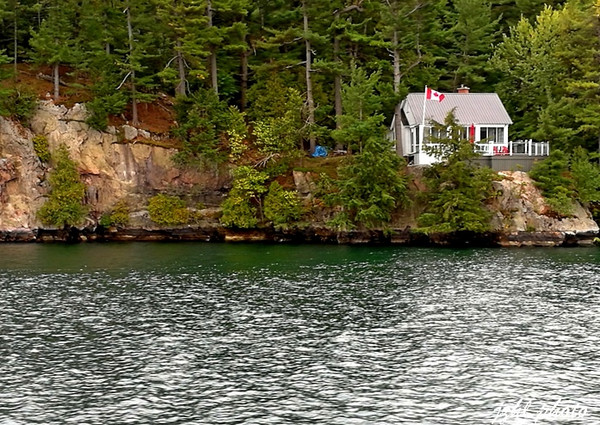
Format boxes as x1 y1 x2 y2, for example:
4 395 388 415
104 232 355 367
391 86 520 166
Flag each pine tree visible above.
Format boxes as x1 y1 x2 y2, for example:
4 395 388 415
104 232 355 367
203 0 250 96
445 0 500 90
29 0 80 99
493 2 600 151
155 0 208 97
418 111 496 233
117 0 158 125
332 67 385 154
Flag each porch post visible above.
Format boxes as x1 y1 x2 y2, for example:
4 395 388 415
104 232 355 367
528 139 533 156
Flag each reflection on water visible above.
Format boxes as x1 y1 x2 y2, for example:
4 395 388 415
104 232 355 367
0 244 599 424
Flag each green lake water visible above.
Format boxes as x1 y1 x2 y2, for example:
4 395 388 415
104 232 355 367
1 243 599 424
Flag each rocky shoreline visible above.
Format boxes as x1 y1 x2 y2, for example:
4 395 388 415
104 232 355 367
1 102 599 248
1 224 597 247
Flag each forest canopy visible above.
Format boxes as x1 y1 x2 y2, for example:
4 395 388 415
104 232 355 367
1 0 598 152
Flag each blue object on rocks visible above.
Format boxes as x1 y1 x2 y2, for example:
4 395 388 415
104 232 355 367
312 145 327 157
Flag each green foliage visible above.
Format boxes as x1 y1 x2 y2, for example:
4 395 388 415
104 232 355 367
226 106 249 160
147 194 190 226
332 67 386 154
0 88 37 123
220 166 269 228
529 150 574 216
444 0 500 90
220 193 259 229
249 79 304 156
331 137 410 229
492 2 600 151
264 182 302 227
173 89 247 165
32 135 50 163
570 147 600 205
85 90 128 131
99 200 130 227
37 145 87 227
529 147 600 214
418 112 496 233
326 211 356 231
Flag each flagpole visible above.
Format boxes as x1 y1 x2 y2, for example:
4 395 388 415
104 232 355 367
421 85 427 154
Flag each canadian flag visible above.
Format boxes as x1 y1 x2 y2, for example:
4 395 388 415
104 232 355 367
426 87 445 102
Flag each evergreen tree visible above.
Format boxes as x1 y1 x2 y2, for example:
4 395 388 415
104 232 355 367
493 2 600 151
78 0 128 129
118 0 158 125
445 0 500 90
570 146 600 204
37 145 87 227
418 111 496 233
329 65 410 229
529 149 574 216
155 0 208 97
29 0 80 99
204 0 250 96
332 67 385 154
331 136 410 229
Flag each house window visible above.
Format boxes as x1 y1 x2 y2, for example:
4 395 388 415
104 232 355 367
411 127 419 153
425 127 445 143
479 127 504 144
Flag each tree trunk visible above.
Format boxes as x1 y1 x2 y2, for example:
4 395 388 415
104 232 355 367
126 4 138 125
13 8 18 78
53 63 60 100
393 30 403 156
207 0 218 95
240 48 249 111
393 31 401 93
176 41 186 97
303 1 316 154
333 35 342 130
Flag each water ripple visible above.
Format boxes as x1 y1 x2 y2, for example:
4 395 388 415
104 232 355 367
0 245 599 424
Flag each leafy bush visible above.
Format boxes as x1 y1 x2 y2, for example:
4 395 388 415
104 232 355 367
570 147 600 204
529 150 574 216
326 211 356 231
264 182 302 227
147 194 190 226
227 107 249 160
32 135 51 163
220 166 269 228
220 193 259 228
248 78 304 156
37 145 87 227
85 92 128 130
99 200 130 227
0 89 37 123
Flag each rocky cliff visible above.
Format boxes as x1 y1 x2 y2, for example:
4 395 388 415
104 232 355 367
489 171 598 246
0 102 598 246
0 101 228 239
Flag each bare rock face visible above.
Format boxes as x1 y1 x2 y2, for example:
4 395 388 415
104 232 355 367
0 101 230 234
489 171 599 245
0 117 45 231
293 170 317 196
28 101 227 216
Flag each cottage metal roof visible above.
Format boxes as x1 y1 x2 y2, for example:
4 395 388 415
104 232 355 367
402 92 513 126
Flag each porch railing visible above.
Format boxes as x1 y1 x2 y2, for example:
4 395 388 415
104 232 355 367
474 139 549 157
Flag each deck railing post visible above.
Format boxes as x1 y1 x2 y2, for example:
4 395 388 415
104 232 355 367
528 139 533 156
